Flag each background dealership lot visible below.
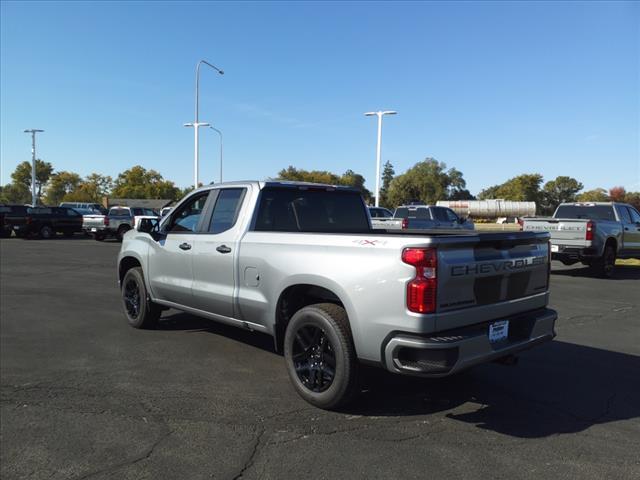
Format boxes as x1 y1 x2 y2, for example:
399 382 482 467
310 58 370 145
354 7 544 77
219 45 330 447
1 237 639 480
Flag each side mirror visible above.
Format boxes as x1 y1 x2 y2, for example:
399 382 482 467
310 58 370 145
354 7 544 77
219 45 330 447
137 217 159 234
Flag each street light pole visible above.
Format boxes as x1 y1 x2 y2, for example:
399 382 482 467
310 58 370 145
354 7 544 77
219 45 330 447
23 129 44 206
209 126 223 183
364 111 397 207
190 60 224 189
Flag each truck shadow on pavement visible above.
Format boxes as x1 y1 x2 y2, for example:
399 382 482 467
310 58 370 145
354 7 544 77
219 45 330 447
158 312 640 439
353 340 640 438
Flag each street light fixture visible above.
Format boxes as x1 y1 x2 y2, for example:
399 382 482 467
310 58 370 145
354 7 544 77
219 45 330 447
187 60 224 189
23 129 44 206
364 111 397 207
208 126 223 183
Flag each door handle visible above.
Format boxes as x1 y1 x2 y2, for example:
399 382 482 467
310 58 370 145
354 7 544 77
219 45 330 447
179 242 192 251
216 245 232 254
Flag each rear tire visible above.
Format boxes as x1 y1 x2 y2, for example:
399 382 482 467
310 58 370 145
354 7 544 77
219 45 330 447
94 232 105 241
284 303 358 410
592 245 616 278
40 225 53 239
121 267 161 329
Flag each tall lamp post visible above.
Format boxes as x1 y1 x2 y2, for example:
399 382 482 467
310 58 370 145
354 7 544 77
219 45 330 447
209 126 223 183
364 111 397 207
23 129 44 206
185 60 224 188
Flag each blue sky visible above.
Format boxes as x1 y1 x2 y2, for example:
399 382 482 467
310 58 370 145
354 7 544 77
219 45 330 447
1 1 638 195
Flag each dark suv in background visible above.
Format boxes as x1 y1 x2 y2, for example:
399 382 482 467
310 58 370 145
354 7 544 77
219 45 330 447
19 207 84 239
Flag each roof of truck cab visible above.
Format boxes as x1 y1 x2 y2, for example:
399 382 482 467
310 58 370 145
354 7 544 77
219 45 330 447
192 180 360 193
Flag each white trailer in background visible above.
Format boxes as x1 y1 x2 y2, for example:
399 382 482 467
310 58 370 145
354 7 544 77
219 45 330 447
436 200 536 219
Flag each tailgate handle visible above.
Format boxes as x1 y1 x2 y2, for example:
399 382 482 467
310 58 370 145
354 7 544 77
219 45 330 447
216 245 232 254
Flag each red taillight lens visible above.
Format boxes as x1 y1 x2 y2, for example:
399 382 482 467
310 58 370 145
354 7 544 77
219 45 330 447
402 247 437 313
103 217 109 226
517 218 524 231
26 217 32 224
402 218 409 229
586 221 594 241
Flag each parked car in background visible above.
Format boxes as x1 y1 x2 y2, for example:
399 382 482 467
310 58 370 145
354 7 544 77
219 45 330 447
118 181 556 409
19 206 84 239
523 202 640 277
393 205 475 231
89 206 158 241
368 206 404 229
60 202 108 215
1 204 29 238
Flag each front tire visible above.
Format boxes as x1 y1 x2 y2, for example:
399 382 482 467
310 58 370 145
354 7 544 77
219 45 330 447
284 303 358 410
121 267 161 329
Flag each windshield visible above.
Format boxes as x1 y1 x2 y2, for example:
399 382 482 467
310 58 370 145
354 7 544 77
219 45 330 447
554 205 616 221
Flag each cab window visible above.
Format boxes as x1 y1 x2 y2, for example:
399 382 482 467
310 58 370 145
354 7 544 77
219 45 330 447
208 189 245 234
167 192 210 233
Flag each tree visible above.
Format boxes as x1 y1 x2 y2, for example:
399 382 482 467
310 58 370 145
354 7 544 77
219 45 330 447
386 158 469 207
10 160 54 204
44 171 82 206
277 166 371 200
379 161 395 208
542 176 583 214
576 188 608 202
608 186 626 202
111 166 181 200
0 183 31 204
624 192 640 210
477 173 543 205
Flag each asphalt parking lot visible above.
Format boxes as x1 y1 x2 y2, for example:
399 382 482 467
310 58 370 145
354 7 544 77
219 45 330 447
1 237 639 480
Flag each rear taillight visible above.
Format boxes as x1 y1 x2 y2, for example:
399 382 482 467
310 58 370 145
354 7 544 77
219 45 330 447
402 218 409 230
585 221 595 241
132 216 136 227
26 217 32 224
547 241 552 285
402 247 437 314
103 217 110 226
517 218 524 231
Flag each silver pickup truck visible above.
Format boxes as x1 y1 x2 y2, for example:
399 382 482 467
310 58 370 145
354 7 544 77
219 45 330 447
523 202 640 277
118 181 556 409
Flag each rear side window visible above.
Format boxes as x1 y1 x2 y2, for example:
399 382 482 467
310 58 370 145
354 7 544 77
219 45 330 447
254 187 369 233
28 208 53 214
628 207 640 223
208 189 245 234
616 205 632 223
445 209 459 222
66 209 80 217
0 207 10 213
554 205 616 221
431 208 450 222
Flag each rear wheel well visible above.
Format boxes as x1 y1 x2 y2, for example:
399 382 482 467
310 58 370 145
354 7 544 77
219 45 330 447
604 237 617 255
119 256 141 284
274 284 346 353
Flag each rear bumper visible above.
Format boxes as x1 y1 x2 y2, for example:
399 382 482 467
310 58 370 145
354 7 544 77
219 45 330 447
551 245 599 261
382 308 557 376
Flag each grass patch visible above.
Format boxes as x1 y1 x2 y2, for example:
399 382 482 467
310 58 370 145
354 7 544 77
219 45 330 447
616 258 640 266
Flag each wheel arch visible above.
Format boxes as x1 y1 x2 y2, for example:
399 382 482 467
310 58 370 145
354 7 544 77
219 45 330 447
272 279 356 354
118 254 143 285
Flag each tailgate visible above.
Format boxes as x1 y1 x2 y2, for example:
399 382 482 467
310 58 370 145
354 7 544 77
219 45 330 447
523 218 587 243
83 215 105 229
435 232 550 330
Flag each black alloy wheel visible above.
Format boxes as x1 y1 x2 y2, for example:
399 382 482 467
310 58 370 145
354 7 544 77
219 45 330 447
291 325 336 393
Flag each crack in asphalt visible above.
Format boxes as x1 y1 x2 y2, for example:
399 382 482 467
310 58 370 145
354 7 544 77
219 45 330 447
232 426 265 480
72 428 173 480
